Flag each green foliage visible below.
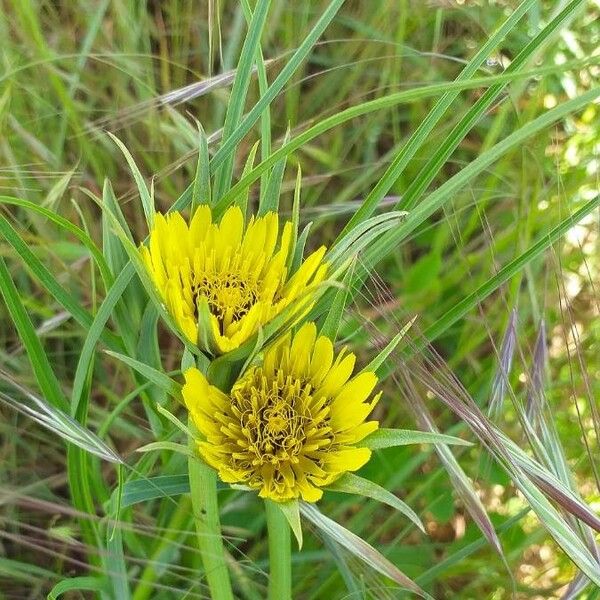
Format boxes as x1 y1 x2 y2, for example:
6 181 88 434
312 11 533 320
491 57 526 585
0 1 598 598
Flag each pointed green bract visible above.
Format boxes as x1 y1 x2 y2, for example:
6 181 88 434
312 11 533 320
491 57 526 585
107 132 154 229
363 428 472 449
327 473 425 532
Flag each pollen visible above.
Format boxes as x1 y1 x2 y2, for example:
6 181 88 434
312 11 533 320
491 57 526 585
140 205 328 354
183 322 381 502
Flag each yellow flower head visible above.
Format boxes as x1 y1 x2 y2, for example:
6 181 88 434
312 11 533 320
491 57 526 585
141 205 327 354
183 322 380 502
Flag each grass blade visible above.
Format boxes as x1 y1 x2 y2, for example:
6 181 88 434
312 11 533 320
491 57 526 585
213 0 272 200
300 503 431 598
0 255 68 411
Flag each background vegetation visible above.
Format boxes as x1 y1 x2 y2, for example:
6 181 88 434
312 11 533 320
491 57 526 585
0 0 598 598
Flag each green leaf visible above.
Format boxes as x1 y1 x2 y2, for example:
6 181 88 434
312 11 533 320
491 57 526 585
192 120 212 210
70 265 135 415
277 500 303 549
417 194 600 348
0 214 94 334
0 256 68 411
118 475 191 508
0 557 55 582
290 222 312 274
362 428 472 449
287 164 302 271
0 195 113 289
104 350 181 399
211 56 600 216
319 261 355 341
213 0 272 200
300 503 431 598
107 132 154 229
211 0 346 201
258 128 290 216
398 0 588 213
155 403 193 438
511 469 600 586
327 473 425 533
48 576 107 599
327 211 407 269
338 0 537 236
237 140 260 216
241 0 272 205
361 316 417 376
362 87 600 271
136 441 199 461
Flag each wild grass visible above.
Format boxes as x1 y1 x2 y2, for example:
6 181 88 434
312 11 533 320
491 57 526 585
0 0 599 598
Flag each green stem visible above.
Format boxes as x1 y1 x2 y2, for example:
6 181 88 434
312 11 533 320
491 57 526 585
131 497 192 600
265 499 291 600
188 422 234 600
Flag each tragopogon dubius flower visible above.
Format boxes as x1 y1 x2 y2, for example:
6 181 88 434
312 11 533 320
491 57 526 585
183 322 380 502
141 205 327 354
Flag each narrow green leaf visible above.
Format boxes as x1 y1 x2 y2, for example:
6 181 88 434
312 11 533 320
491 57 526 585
328 473 425 533
237 140 260 216
211 0 345 187
118 475 191 508
192 120 212 210
300 503 431 598
422 194 600 346
277 500 303 549
48 576 107 599
362 88 600 271
213 0 272 200
258 128 290 216
136 441 198 461
319 261 355 341
210 56 600 215
287 164 302 270
361 316 417 376
363 428 472 449
240 0 272 204
0 214 93 333
0 557 55 582
70 265 135 415
155 404 193 438
339 0 537 236
0 195 112 287
511 470 600 586
290 222 312 274
399 0 587 213
107 132 154 229
104 350 181 398
0 255 68 411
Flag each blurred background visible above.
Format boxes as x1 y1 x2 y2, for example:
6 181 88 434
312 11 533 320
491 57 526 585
0 1 598 598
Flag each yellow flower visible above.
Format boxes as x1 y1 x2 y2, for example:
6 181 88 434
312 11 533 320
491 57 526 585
182 322 380 502
141 205 327 354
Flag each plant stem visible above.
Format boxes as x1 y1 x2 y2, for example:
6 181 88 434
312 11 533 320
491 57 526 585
131 497 192 600
188 423 234 600
265 499 291 600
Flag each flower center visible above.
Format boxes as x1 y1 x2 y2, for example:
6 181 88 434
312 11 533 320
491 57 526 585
232 370 323 466
193 271 260 331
